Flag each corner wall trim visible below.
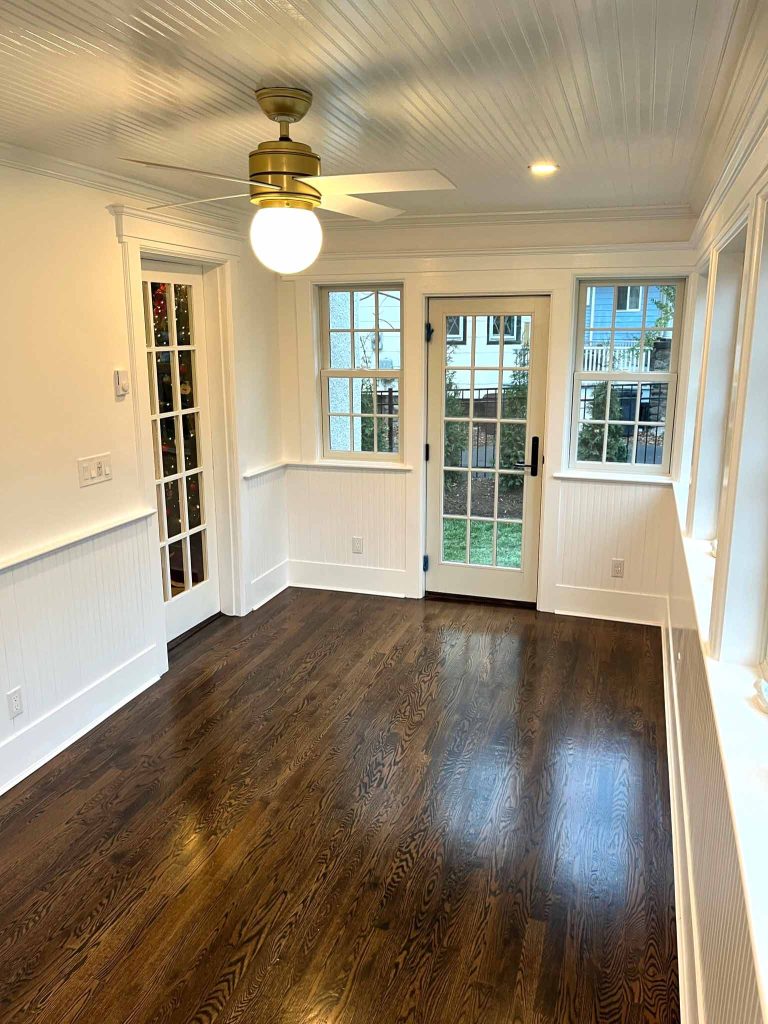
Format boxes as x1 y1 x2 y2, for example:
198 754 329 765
552 583 667 625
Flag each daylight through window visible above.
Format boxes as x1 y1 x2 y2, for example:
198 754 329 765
320 287 402 458
571 280 683 472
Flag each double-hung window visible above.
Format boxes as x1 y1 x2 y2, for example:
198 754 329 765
320 286 402 459
571 280 684 473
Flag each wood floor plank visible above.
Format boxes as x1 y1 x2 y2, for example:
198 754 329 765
0 591 679 1023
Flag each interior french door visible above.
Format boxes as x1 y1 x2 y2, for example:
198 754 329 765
425 296 549 602
142 265 220 641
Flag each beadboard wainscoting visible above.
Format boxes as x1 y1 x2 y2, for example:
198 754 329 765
243 465 289 610
0 513 166 795
663 518 765 1024
286 465 412 597
544 476 674 624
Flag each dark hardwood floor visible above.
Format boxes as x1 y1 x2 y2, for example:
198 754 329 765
0 589 679 1023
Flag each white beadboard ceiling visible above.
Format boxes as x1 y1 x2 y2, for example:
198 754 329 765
0 0 760 218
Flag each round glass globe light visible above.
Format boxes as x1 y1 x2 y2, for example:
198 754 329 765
249 207 323 274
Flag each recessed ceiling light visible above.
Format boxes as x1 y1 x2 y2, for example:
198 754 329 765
529 162 559 176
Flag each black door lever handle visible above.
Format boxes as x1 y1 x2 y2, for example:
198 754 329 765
514 436 540 477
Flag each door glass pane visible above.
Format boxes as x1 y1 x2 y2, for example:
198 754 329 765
186 473 202 530
499 424 526 469
469 521 494 565
444 422 469 467
443 471 468 515
182 413 199 470
445 316 470 365
168 539 186 596
151 282 170 345
165 479 182 538
473 371 499 418
502 316 531 368
473 316 500 367
178 351 195 409
439 307 533 571
155 352 174 413
497 522 522 568
174 284 192 344
445 370 470 416
189 531 207 587
160 417 179 477
497 474 524 519
471 422 496 468
443 518 467 563
501 371 528 419
470 472 495 517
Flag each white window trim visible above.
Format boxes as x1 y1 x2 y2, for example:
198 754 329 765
319 285 403 462
570 278 685 476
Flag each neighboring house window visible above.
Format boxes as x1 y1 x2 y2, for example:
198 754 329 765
616 284 643 312
320 286 402 458
572 280 684 472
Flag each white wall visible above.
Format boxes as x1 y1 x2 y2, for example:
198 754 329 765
277 242 696 622
0 161 284 794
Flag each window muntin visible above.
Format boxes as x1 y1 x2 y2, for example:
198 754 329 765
321 287 402 458
572 280 683 473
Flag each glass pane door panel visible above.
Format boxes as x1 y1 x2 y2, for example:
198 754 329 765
440 310 531 571
144 279 212 603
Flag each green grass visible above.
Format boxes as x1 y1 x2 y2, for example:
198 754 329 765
442 518 522 569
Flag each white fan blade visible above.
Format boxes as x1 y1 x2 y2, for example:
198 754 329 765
147 193 251 211
303 169 454 196
320 194 403 221
122 158 280 190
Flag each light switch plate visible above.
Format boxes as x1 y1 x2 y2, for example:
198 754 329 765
113 369 130 397
78 453 112 487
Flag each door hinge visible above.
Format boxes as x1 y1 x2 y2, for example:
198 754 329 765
423 554 429 572
425 443 430 461
425 321 433 342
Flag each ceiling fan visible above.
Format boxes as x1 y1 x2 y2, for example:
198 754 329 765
124 86 455 273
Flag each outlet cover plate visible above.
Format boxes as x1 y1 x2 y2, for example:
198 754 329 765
352 536 363 554
611 557 625 579
7 687 23 719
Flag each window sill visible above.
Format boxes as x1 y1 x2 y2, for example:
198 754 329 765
552 470 673 485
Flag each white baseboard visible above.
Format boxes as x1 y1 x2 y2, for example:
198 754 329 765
250 558 290 611
288 559 410 598
0 644 164 797
552 583 667 625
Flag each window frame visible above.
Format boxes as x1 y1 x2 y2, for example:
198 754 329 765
570 278 685 475
319 284 403 462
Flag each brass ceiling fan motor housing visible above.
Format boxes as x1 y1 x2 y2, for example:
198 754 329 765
250 87 321 210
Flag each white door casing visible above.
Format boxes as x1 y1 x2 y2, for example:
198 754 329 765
142 265 221 640
425 296 549 602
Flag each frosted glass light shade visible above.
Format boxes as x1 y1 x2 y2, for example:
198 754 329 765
249 208 323 274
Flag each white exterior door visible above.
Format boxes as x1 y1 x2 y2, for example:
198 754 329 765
425 296 549 602
142 266 220 641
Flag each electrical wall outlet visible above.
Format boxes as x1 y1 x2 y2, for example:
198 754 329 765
6 687 23 720
352 536 364 554
78 453 112 488
611 557 625 579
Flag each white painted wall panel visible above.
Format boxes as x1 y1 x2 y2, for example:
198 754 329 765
556 480 672 593
0 515 165 794
665 507 765 1024
286 467 407 572
244 467 290 609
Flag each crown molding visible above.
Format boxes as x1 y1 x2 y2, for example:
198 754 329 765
0 143 244 232
323 203 695 232
109 204 245 250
